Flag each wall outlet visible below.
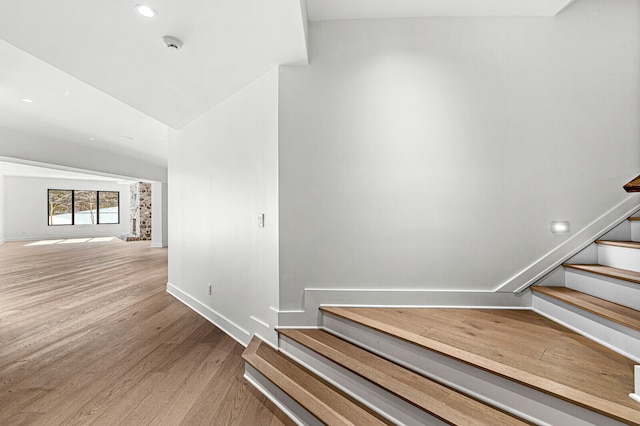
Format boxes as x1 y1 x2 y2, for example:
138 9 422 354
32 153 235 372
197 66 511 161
208 283 212 295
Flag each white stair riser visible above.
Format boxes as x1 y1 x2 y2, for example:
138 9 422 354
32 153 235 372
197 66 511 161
532 293 640 363
632 221 640 242
601 221 632 242
244 365 321 426
280 335 449 426
597 245 640 273
322 312 627 426
565 269 640 311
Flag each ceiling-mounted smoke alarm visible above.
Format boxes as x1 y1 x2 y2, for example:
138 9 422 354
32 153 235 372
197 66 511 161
162 36 183 51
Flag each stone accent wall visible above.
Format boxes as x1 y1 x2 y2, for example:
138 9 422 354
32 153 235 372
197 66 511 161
129 182 152 241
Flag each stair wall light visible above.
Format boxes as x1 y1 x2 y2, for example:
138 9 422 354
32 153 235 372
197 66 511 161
550 221 570 235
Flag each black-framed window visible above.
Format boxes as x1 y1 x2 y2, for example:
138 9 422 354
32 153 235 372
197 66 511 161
48 189 120 226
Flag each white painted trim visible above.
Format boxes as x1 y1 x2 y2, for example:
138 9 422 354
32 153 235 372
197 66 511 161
630 366 640 404
555 0 577 15
166 282 250 347
150 243 168 248
278 288 531 327
322 313 627 426
498 196 640 293
532 293 640 363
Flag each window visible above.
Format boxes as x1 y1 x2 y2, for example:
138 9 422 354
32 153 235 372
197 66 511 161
74 190 97 224
48 190 73 225
48 189 120 226
98 192 119 224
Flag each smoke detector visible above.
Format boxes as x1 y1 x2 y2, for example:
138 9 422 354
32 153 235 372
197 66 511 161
162 36 183 51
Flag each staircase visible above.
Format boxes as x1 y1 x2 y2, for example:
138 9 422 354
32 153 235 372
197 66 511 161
243 213 640 425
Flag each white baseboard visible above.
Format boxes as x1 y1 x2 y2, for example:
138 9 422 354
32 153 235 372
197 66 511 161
166 282 250 346
497 196 640 293
278 288 531 328
150 243 168 248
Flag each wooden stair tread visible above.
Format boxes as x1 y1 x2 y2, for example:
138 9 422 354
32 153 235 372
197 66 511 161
532 286 640 331
624 175 640 193
321 307 640 425
596 240 640 249
279 328 528 426
242 336 390 426
629 217 640 221
564 263 640 285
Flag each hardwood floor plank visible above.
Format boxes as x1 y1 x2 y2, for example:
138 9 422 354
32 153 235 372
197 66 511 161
0 239 290 425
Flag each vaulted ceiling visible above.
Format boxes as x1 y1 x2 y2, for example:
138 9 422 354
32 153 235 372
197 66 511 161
0 0 575 178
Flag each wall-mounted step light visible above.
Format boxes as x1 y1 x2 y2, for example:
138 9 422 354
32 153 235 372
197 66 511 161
550 221 570 235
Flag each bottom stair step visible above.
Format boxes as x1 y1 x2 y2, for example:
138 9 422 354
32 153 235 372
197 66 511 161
279 328 529 426
242 336 391 426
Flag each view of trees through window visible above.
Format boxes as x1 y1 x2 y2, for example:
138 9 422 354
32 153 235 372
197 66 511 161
48 190 73 225
48 189 119 226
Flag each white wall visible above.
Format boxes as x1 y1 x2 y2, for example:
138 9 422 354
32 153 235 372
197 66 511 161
168 69 280 346
3 176 130 241
0 175 5 244
278 0 640 311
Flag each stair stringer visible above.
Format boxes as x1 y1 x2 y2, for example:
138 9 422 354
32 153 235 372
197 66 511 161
320 311 628 426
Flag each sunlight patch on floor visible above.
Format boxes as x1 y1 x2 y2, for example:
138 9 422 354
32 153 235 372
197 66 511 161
25 240 64 246
25 237 116 246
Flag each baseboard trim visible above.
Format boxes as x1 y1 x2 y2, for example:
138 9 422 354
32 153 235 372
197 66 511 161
278 288 531 327
166 282 250 346
497 196 640 293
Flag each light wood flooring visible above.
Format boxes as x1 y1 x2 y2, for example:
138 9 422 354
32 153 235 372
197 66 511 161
0 239 293 426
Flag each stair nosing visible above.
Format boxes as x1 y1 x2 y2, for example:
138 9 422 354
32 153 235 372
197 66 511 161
531 286 640 332
596 240 640 250
563 263 640 286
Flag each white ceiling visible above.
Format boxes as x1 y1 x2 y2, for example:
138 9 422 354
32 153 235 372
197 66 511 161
0 161 135 184
0 0 576 180
306 0 576 20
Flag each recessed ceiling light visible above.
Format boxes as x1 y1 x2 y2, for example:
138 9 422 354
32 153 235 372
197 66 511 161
135 4 157 18
21 98 33 103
